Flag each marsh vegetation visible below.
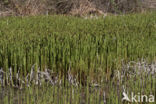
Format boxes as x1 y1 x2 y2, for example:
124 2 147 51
0 12 156 104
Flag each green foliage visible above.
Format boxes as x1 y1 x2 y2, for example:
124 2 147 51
0 12 155 104
0 12 156 79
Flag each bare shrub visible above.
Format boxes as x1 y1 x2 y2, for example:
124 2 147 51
45 0 104 16
114 0 142 13
89 0 142 13
0 0 150 16
45 0 74 14
13 0 46 16
70 0 104 16
1 0 47 16
55 0 73 14
0 0 15 16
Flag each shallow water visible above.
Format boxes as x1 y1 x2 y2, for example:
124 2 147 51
0 86 108 104
0 76 155 104
0 61 155 104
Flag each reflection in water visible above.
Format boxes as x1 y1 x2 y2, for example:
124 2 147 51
0 77 155 104
0 60 155 104
0 86 108 104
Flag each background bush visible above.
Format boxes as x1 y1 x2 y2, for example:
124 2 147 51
1 0 154 16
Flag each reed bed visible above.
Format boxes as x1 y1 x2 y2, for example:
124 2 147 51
0 12 156 87
0 12 155 103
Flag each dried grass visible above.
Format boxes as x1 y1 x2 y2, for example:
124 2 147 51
70 0 104 16
14 0 46 16
0 0 153 16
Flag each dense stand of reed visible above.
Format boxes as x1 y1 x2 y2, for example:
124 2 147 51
0 12 155 87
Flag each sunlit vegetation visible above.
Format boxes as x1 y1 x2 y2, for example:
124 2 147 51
0 12 155 104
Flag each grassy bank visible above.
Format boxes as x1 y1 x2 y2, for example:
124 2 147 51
0 12 156 87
